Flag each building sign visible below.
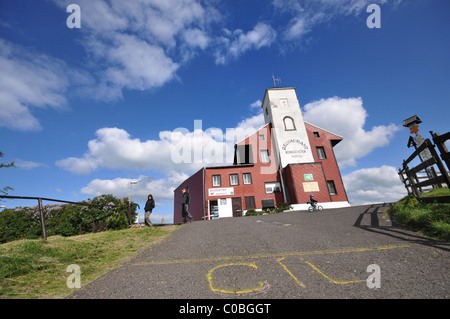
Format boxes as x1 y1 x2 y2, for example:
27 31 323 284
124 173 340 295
413 134 433 161
304 174 314 181
208 187 234 197
303 182 319 192
281 139 310 159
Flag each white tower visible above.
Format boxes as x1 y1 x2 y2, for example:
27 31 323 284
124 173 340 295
261 87 315 168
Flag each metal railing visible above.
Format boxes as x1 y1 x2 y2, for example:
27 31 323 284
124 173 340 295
0 195 139 240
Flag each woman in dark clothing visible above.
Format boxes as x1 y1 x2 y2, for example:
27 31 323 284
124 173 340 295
144 194 155 227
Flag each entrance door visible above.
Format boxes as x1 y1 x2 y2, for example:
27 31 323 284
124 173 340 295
209 200 219 219
231 197 242 217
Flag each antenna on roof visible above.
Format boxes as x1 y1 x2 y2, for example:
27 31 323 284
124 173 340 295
272 74 281 87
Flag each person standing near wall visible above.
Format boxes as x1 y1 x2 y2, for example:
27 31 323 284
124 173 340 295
144 194 155 227
181 187 193 224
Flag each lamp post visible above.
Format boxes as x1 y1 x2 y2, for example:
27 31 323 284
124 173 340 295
127 180 138 225
129 180 138 204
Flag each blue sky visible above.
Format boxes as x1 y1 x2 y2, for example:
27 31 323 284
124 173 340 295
1 0 449 223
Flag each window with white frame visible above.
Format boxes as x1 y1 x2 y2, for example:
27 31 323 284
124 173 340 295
212 175 221 187
243 173 252 185
229 174 239 186
265 182 281 194
260 149 270 163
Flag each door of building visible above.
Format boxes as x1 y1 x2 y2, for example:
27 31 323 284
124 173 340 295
231 197 242 217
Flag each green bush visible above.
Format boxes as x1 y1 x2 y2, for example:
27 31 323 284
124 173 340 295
245 209 261 216
388 193 450 241
0 194 137 244
245 202 290 216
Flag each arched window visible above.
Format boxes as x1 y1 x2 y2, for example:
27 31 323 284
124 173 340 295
283 116 296 131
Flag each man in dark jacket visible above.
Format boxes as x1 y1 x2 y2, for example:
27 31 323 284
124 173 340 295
181 187 193 224
144 194 155 227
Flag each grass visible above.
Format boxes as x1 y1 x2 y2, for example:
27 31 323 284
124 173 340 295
0 225 180 299
387 187 450 241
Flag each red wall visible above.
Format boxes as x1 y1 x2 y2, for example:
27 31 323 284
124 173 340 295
305 122 348 202
173 168 205 224
286 163 330 204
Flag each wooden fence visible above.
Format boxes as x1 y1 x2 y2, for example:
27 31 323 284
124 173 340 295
398 131 450 203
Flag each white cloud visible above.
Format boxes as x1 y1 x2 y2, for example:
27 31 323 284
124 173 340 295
80 172 188 203
55 109 269 176
101 33 179 97
250 100 262 110
272 0 390 42
50 0 219 101
182 28 211 49
14 159 47 170
0 39 69 131
342 165 407 205
214 22 277 64
55 126 226 175
303 96 401 168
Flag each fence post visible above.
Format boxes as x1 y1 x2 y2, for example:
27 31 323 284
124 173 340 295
430 131 450 172
426 139 450 189
38 198 47 241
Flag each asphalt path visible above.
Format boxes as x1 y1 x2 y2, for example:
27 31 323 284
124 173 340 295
68 204 449 299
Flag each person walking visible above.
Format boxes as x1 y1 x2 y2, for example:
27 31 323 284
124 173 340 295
144 194 155 227
181 187 193 224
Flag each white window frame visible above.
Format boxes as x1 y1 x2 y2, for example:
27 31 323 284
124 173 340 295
229 174 239 186
260 149 270 163
212 175 221 187
243 173 252 185
265 182 281 194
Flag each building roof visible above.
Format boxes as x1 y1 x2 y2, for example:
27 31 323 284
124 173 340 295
304 121 343 147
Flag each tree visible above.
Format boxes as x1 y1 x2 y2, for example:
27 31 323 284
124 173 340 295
0 151 15 198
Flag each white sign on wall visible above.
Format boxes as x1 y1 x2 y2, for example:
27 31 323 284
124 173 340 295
208 187 235 197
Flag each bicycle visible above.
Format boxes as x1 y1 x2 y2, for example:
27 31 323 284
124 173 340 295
307 202 323 212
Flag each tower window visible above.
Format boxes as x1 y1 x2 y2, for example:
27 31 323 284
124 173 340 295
313 132 320 138
283 116 296 131
279 98 288 107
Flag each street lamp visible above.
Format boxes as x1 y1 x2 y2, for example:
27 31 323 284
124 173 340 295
129 180 138 204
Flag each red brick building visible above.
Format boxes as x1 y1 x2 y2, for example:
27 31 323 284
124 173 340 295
173 87 349 223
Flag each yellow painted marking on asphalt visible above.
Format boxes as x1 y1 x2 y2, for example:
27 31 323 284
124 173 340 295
207 263 265 294
133 244 410 266
304 261 364 285
277 257 305 288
